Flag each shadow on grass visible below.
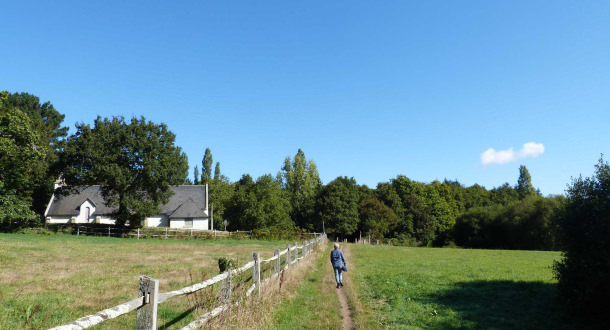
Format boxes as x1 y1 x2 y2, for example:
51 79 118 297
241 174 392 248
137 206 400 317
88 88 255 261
158 306 197 329
431 281 582 329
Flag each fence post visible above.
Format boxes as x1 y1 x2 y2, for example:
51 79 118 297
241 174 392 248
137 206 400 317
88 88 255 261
252 252 261 295
294 242 298 263
273 249 280 274
165 228 168 239
221 269 232 304
137 276 159 330
286 244 291 268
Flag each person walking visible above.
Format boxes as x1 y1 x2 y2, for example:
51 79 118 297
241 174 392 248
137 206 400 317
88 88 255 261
330 242 347 288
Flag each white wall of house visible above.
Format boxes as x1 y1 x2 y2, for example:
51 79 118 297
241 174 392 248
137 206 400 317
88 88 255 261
144 215 169 227
76 200 96 223
45 215 115 225
46 212 207 229
46 216 72 224
170 218 208 230
95 217 116 225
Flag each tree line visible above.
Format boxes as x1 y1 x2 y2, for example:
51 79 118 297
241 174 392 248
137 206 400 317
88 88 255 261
0 91 566 250
0 91 593 251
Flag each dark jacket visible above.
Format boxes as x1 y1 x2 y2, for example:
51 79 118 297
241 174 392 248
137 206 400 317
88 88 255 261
330 249 346 268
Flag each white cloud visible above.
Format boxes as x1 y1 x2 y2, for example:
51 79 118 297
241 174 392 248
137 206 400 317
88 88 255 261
481 142 545 165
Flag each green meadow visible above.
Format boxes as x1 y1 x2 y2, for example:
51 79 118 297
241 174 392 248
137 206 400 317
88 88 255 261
349 244 580 329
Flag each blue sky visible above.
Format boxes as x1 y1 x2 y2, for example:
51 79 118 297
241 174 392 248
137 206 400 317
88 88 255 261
2 1 609 195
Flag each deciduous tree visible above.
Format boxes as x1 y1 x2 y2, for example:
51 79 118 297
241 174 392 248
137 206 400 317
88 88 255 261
225 174 292 230
201 148 213 185
516 165 536 199
279 149 321 230
1 91 68 215
358 197 396 239
554 156 610 320
61 116 188 227
316 176 359 237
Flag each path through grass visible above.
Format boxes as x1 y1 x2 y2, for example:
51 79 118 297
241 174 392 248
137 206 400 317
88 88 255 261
271 243 342 329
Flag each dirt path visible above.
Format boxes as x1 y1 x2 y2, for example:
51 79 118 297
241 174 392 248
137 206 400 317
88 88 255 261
334 244 354 330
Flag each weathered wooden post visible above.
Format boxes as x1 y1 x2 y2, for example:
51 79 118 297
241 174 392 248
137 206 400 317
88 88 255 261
165 228 168 239
286 244 291 269
221 269 232 304
137 276 159 330
252 252 261 295
273 249 280 274
302 241 307 257
137 228 140 240
293 242 298 264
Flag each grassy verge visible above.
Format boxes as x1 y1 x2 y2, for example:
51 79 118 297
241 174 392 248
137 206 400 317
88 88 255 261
350 244 583 329
0 233 290 329
270 243 342 329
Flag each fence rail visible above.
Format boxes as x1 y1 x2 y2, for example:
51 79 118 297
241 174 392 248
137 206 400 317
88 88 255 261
47 224 322 242
49 233 327 330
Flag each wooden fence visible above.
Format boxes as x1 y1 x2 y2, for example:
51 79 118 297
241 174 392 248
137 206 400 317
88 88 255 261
49 233 327 330
51 224 252 239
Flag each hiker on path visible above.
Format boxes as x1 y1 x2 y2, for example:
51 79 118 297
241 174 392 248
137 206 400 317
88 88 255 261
330 242 347 288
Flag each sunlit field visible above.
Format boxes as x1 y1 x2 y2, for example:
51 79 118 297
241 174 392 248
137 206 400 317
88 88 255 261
349 244 582 329
0 233 288 329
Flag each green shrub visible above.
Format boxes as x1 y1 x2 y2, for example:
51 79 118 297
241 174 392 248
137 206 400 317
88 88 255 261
16 227 53 235
554 157 610 321
218 257 236 273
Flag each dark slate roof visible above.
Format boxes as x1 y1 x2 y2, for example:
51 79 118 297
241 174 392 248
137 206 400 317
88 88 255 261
45 185 208 218
46 186 115 216
163 186 207 218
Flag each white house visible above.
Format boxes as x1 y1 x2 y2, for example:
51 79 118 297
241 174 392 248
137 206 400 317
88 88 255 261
44 185 210 229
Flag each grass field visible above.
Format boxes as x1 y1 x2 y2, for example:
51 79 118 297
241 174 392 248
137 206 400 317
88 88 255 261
349 244 582 329
2 234 593 329
0 233 289 329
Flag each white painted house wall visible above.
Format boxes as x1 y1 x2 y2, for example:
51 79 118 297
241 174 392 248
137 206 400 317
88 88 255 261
170 218 208 230
144 215 169 228
76 200 95 223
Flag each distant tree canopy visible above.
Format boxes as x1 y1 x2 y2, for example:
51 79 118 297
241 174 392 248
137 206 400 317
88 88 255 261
516 165 536 199
201 148 213 185
279 149 321 231
61 116 188 227
316 176 360 237
224 174 292 231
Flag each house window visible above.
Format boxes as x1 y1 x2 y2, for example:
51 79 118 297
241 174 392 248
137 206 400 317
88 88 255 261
86 207 91 222
184 218 193 228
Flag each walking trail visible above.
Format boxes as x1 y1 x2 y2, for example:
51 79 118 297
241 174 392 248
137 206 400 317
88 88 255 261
332 244 354 330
